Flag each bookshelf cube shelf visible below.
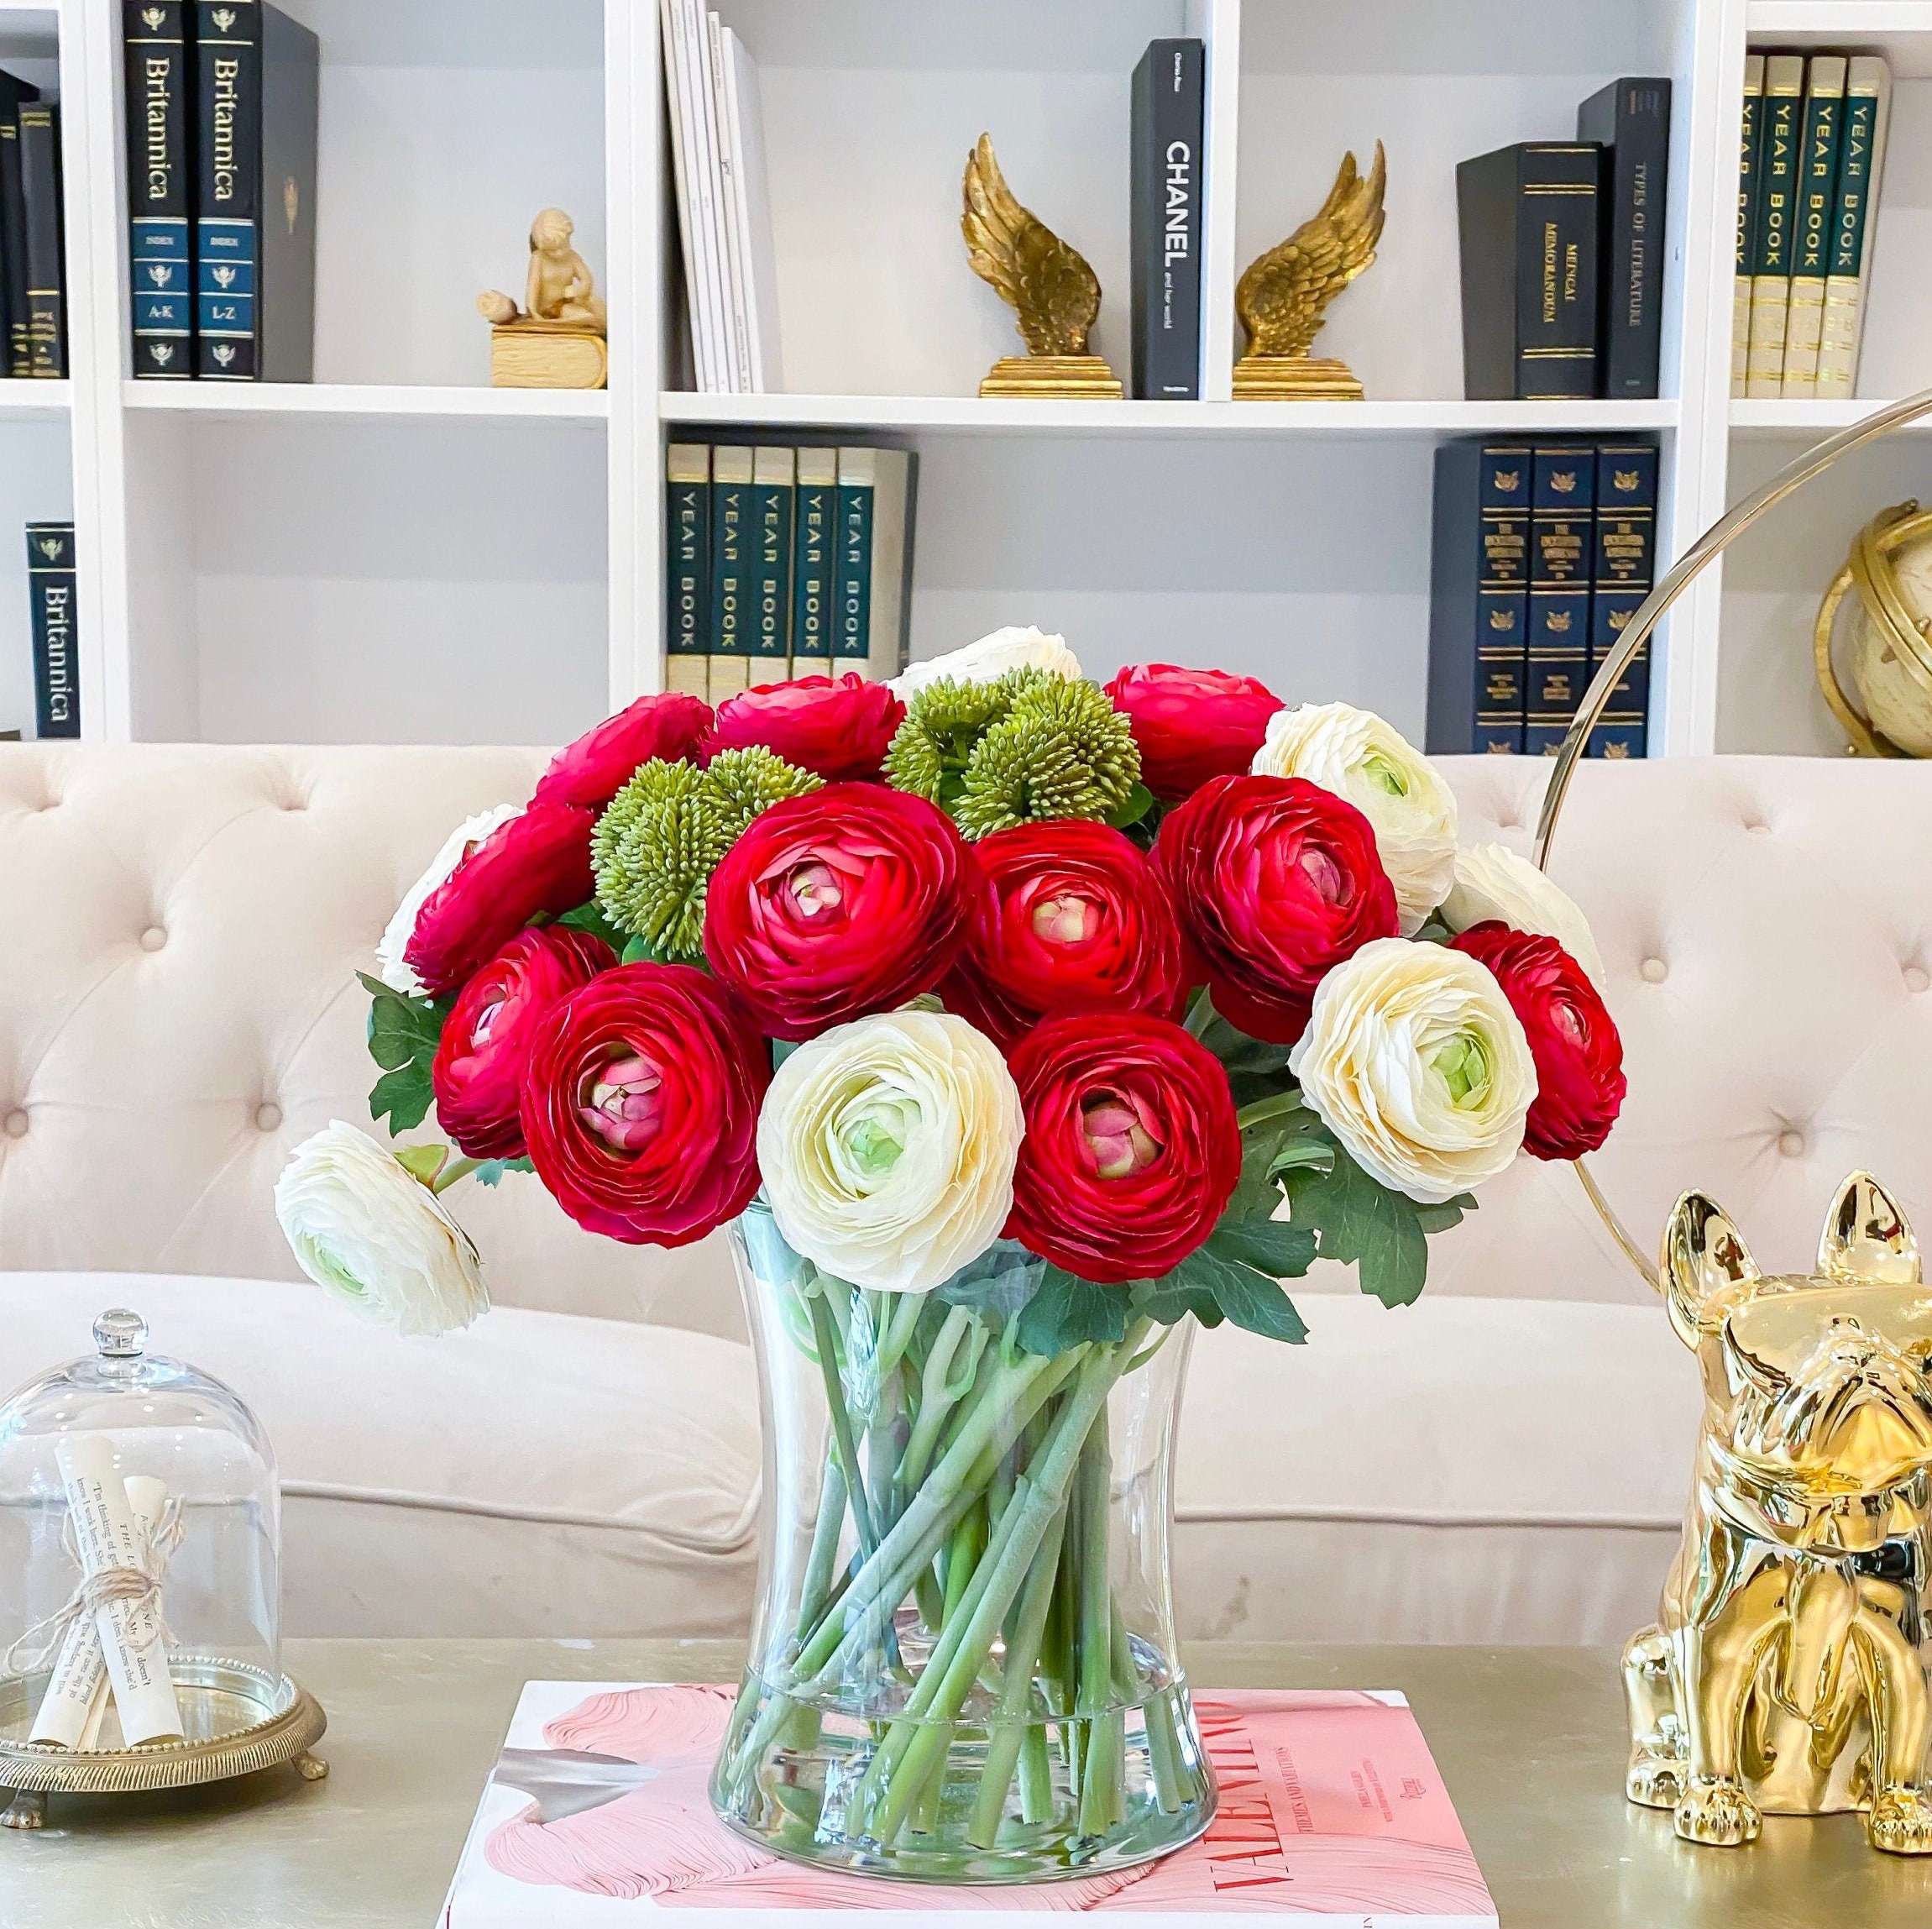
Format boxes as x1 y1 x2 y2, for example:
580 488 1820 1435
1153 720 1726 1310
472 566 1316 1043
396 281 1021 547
3 0 1923 753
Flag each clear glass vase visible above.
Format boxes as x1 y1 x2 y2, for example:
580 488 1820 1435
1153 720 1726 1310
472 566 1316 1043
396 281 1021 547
710 1203 1215 1883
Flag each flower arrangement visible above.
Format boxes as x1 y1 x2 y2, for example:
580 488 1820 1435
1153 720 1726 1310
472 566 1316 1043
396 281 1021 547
277 627 1625 1878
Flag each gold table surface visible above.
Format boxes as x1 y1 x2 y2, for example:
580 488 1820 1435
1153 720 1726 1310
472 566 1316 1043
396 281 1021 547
3 1638 1930 1927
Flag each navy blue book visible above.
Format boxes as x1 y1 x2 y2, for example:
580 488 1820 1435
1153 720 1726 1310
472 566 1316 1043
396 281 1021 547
1525 443 1594 756
124 1 195 377
1426 440 1531 756
25 521 78 738
1576 80 1672 399
1588 441 1657 758
664 443 709 700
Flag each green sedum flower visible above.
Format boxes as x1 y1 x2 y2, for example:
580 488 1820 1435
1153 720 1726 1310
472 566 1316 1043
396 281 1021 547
593 750 820 959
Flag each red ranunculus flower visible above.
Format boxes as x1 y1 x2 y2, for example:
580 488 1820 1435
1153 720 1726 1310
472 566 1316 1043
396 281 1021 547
533 692 714 811
1104 663 1284 801
1154 773 1397 1046
1450 921 1626 1160
431 926 615 1159
406 803 598 997
1004 1012 1240 1284
704 784 976 1040
704 674 905 783
519 963 769 1245
941 820 1186 1051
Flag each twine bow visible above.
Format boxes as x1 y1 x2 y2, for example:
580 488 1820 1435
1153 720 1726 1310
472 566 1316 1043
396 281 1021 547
1 1499 184 1679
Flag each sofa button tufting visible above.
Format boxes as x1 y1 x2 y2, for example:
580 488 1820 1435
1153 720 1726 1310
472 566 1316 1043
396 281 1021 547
1641 957 1668 983
1907 967 1930 995
1778 1130 1806 1158
255 1103 283 1132
3 1110 25 1139
139 926 167 952
1746 820 1771 836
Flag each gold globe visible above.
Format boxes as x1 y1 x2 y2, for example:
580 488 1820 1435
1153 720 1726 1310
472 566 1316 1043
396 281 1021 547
1815 501 1932 757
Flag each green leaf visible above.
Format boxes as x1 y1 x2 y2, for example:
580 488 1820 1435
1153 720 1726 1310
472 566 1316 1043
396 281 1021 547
1170 1245 1308 1343
1130 1272 1224 1329
359 972 450 1136
369 1062 435 1134
554 900 628 952
1014 1266 1129 1356
393 1141 447 1185
620 933 674 966
1207 1218 1317 1280
937 1242 1043 1321
1105 781 1156 831
1227 1110 1330 1223
1416 1193 1478 1235
474 1156 535 1187
1282 1139 1429 1308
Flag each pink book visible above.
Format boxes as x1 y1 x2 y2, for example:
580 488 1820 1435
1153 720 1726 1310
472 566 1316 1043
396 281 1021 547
442 1683 1495 1928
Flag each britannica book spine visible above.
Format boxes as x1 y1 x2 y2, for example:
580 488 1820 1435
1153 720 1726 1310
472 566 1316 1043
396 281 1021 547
708 445 753 700
18 104 64 378
1587 441 1657 760
749 446 794 682
1818 57 1891 401
124 3 195 378
1781 56 1846 397
1745 54 1804 398
196 0 259 378
1426 440 1531 756
1524 442 1594 756
1129 38 1204 401
833 447 875 681
790 447 836 676
664 443 710 701
25 521 78 739
1732 55 1764 397
1575 78 1670 399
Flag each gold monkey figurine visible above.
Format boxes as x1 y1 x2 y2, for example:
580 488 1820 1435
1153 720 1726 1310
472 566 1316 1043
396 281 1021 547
478 208 608 391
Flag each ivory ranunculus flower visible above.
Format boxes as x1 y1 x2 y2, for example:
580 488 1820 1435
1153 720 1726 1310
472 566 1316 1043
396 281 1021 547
891 626 1081 700
1252 704 1458 936
1440 842 1608 993
275 1121 489 1335
374 804 521 994
1288 939 1536 1205
757 1009 1024 1293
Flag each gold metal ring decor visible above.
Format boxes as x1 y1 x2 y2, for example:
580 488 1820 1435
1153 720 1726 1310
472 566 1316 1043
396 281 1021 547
1814 500 1932 756
1535 385 1932 1854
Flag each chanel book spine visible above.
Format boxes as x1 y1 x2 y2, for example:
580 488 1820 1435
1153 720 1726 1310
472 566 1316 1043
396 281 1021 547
749 446 793 680
25 521 78 739
1456 142 1601 400
1129 37 1204 401
708 445 753 701
1426 439 1531 757
18 104 63 378
1575 77 1670 399
790 447 836 675
1780 56 1846 397
664 443 710 700
1817 58 1891 401
1744 54 1804 398
1732 55 1763 397
1586 442 1657 761
125 3 195 378
1524 443 1594 756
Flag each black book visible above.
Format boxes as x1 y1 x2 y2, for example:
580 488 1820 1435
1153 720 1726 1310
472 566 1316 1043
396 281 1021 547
1456 142 1601 400
1129 38 1204 401
0 69 36 378
124 1 196 378
18 104 63 378
1427 439 1531 757
1576 78 1671 399
25 522 78 739
195 0 317 380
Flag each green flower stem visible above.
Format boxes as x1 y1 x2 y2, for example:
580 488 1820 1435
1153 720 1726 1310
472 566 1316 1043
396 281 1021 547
1183 988 1217 1040
1143 1687 1189 1816
966 1495 1069 1848
1076 1413 1123 1837
806 1287 881 1559
877 1289 929 1384
794 1458 848 1641
894 1306 979 1497
1234 1089 1307 1132
432 1156 482 1193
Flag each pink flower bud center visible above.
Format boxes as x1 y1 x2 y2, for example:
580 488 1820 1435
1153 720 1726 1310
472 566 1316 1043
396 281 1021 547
786 859 843 920
581 1053 664 1153
1032 892 1097 947
1297 844 1344 904
471 996 507 1047
1552 998 1586 1047
1079 1089 1164 1181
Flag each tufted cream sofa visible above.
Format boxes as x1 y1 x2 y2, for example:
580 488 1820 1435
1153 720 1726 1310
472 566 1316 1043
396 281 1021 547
2 744 1926 1646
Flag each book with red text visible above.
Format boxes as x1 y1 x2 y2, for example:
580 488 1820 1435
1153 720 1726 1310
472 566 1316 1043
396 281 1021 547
442 1681 1496 1927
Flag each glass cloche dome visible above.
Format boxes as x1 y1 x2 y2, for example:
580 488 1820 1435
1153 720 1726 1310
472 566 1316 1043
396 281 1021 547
0 1308 284 1753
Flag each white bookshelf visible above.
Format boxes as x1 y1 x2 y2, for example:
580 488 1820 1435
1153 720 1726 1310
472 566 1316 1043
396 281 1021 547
0 0 1924 752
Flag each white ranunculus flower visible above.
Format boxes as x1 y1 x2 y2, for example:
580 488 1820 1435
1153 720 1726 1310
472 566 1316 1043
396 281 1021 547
1441 842 1608 993
275 1122 489 1336
374 804 521 993
1289 938 1536 1206
890 626 1082 700
1251 704 1458 936
758 1009 1024 1294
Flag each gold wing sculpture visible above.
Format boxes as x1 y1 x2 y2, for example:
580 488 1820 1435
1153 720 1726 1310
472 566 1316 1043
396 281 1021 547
961 134 1101 359
1236 141 1386 359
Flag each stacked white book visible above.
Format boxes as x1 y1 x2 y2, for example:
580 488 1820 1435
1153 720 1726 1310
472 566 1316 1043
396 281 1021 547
660 2 781 393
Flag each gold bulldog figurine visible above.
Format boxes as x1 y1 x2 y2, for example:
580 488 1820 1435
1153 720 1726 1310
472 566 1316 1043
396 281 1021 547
1626 1173 1932 1853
